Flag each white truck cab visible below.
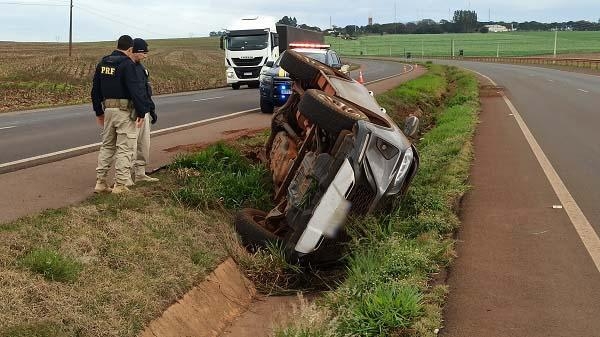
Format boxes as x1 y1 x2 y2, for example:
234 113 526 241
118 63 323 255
220 16 279 90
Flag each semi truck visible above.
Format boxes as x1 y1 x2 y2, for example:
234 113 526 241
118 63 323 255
220 17 323 90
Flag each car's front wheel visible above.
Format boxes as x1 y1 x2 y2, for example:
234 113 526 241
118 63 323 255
298 89 369 136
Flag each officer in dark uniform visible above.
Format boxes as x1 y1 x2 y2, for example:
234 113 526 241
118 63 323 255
130 38 159 183
91 34 152 194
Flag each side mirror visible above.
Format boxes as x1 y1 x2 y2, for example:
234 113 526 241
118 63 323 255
340 64 350 73
265 60 274 68
403 116 420 138
219 36 224 50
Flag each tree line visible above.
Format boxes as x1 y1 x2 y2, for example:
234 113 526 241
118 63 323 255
209 12 600 37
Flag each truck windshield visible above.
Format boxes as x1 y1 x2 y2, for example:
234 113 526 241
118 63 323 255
227 34 268 51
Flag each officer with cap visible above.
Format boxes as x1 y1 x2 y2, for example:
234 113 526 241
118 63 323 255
129 38 159 183
91 35 152 194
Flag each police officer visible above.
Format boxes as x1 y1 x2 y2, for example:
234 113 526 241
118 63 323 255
129 38 159 183
91 35 152 194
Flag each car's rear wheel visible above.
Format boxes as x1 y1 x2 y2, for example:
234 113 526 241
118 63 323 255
260 97 274 114
234 208 281 250
231 83 240 90
298 89 368 136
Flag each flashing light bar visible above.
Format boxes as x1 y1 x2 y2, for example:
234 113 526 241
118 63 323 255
289 43 331 49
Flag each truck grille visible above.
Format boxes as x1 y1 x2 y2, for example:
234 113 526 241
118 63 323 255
232 57 263 66
234 67 262 79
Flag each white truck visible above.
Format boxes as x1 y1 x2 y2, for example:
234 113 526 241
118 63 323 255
220 16 280 90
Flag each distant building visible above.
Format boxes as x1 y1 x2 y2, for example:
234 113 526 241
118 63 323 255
368 16 373 26
484 24 509 32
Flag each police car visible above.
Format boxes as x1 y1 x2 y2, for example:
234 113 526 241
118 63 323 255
259 43 347 113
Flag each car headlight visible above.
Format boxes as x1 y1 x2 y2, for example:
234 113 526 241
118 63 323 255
226 70 235 78
387 147 414 195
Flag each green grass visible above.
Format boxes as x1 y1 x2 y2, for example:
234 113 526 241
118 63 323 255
276 64 478 336
0 322 69 337
19 249 82 283
170 142 273 210
328 31 600 57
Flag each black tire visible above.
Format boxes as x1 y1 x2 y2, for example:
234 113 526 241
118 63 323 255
278 50 330 82
298 89 368 136
234 208 281 250
232 83 241 90
260 97 274 114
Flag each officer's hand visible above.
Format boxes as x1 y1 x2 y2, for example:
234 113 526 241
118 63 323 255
96 115 104 127
150 111 157 125
136 117 144 128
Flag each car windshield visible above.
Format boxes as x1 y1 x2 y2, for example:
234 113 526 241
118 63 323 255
227 34 268 51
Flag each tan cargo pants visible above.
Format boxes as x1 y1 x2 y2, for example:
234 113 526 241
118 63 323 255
96 107 137 185
133 112 151 176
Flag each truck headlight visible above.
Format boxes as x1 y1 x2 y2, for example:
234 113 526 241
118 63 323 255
387 147 414 195
226 69 235 78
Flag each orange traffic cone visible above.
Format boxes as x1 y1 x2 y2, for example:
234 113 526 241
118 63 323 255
357 70 365 84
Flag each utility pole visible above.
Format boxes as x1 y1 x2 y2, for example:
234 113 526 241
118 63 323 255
69 0 73 57
553 29 558 58
497 42 500 57
394 2 397 34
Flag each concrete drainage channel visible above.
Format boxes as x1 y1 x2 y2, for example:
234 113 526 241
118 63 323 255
140 258 302 337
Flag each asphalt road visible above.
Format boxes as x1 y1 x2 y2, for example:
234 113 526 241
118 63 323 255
433 59 600 242
0 58 405 165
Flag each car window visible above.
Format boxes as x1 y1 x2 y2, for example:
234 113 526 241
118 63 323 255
331 52 340 65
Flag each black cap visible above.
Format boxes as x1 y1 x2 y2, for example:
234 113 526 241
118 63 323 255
133 38 149 53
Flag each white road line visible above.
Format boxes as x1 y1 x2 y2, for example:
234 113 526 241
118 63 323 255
0 109 258 170
192 96 224 102
548 79 554 82
0 126 17 130
578 89 589 93
466 68 600 274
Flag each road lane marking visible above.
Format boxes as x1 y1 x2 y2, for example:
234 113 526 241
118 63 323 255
0 108 258 171
466 68 600 274
192 96 224 102
577 89 589 93
548 79 554 82
0 126 17 130
503 95 600 273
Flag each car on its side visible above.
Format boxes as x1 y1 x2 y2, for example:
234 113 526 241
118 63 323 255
259 44 348 113
235 50 420 265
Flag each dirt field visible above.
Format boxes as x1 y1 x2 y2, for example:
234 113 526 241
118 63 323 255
0 37 225 113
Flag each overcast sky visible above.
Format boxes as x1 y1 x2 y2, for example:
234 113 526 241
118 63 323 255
1 0 599 42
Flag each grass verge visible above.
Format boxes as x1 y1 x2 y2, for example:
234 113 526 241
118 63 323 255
274 64 479 336
0 130 274 337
